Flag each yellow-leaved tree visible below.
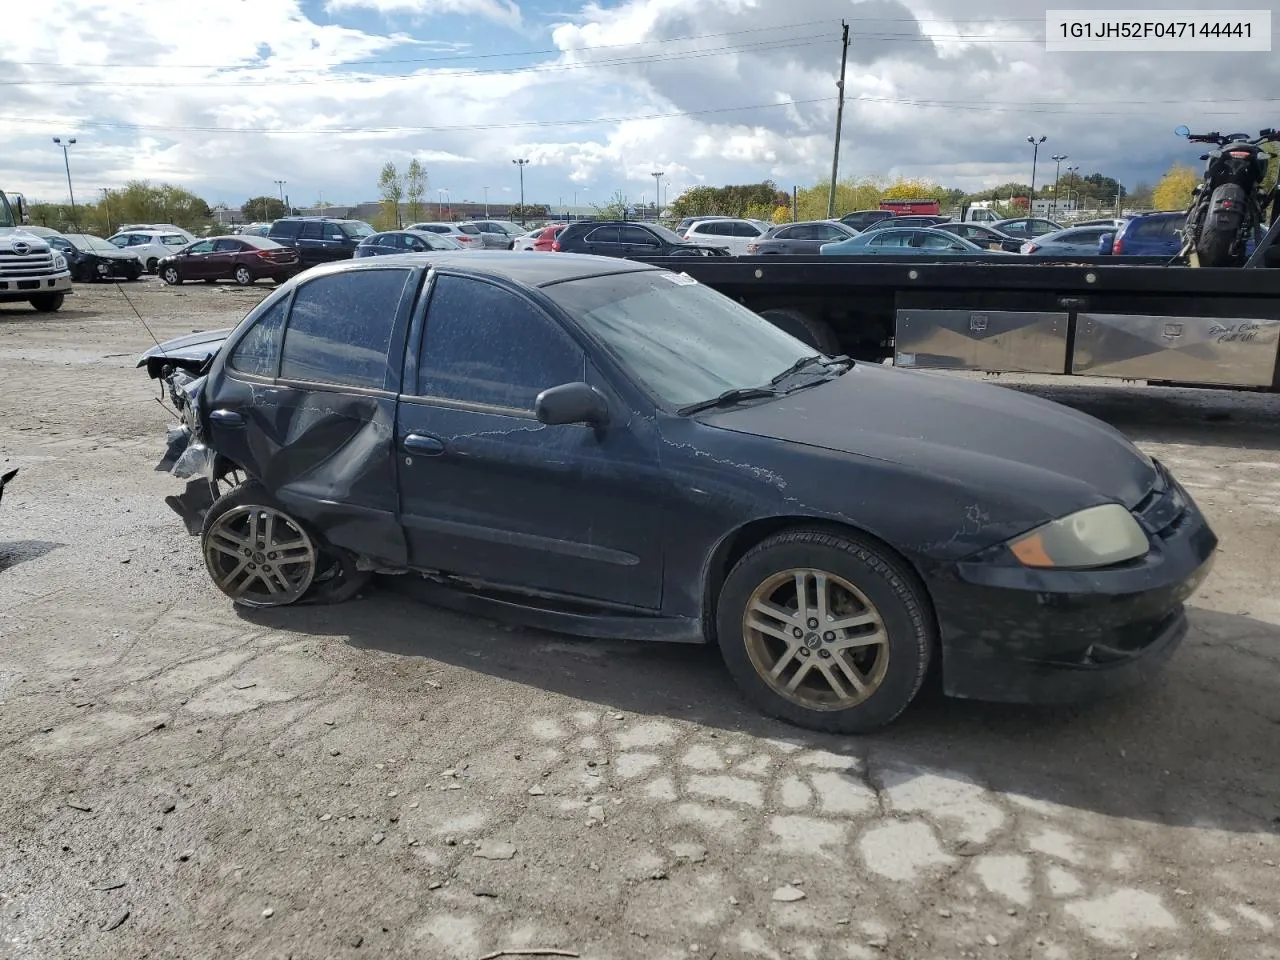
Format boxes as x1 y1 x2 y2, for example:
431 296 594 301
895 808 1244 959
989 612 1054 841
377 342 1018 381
879 178 947 201
1152 164 1199 211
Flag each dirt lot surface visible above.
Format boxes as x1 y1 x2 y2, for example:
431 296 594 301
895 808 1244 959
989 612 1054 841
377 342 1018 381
1 280 1279 960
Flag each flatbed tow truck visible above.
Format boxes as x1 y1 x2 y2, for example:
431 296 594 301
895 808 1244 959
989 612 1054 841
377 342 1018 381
640 221 1280 393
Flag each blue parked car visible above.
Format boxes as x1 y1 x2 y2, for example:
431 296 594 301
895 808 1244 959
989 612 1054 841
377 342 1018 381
354 229 464 258
1101 212 1185 256
820 227 1009 256
1021 225 1117 256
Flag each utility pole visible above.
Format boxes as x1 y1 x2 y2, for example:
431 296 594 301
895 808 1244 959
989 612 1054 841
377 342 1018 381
651 171 664 221
1026 136 1046 212
52 137 78 228
100 188 112 234
483 186 490 218
513 158 530 225
274 180 287 215
1049 154 1067 217
826 20 850 219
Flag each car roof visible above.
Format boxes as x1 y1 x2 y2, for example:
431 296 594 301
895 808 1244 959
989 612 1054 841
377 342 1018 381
297 250 661 287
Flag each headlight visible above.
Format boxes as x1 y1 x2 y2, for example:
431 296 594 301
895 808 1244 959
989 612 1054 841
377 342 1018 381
53 254 68 271
1008 503 1149 569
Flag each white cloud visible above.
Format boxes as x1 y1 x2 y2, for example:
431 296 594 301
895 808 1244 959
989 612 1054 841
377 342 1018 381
325 0 523 29
6 0 1280 213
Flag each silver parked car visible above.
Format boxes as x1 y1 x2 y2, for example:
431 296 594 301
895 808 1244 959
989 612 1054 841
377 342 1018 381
461 221 517 250
405 222 484 250
747 220 859 255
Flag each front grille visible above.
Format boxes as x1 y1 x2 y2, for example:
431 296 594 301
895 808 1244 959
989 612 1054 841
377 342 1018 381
0 251 55 278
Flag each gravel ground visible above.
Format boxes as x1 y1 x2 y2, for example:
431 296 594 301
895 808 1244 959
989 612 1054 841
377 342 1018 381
1 280 1279 960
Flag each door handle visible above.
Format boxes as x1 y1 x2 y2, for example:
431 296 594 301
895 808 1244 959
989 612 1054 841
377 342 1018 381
403 433 445 456
210 409 244 426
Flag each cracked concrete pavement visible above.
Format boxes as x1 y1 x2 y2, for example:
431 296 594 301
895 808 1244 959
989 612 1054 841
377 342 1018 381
1 283 1279 959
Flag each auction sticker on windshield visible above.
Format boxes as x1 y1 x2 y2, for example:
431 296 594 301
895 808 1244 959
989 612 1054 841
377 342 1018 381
1046 10 1270 51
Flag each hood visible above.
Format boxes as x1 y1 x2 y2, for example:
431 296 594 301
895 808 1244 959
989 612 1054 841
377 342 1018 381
0 232 50 254
704 363 1156 512
136 328 232 377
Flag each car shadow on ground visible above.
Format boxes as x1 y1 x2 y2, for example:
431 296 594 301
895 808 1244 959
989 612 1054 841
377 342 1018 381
0 539 64 571
237 585 1280 838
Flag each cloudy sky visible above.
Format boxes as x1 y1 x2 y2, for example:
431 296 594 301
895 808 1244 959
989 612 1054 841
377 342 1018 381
5 0 1279 212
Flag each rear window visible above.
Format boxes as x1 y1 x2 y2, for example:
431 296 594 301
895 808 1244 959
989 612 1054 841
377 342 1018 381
1132 218 1168 239
458 224 481 235
279 269 412 389
162 235 187 245
271 220 302 239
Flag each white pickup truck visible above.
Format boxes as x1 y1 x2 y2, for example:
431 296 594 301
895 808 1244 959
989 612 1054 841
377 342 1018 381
0 190 73 312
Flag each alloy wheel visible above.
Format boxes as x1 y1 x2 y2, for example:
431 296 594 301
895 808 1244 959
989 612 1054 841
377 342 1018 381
203 504 317 607
742 568 890 711
162 266 180 285
234 266 253 285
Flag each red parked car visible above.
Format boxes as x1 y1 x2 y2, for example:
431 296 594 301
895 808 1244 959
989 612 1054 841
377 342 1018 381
533 224 565 251
158 236 301 286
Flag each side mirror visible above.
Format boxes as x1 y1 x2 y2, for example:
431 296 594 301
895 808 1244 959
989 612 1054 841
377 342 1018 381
1175 124 1190 137
14 195 27 222
535 382 609 427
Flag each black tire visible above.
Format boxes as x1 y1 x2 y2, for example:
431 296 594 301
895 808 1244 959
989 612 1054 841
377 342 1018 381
201 480 371 607
161 266 182 285
233 265 255 286
126 269 141 282
758 307 841 354
29 293 65 313
1196 226 1242 267
715 528 934 733
146 257 160 273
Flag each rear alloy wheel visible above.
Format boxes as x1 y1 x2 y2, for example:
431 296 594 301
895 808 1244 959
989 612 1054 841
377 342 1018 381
201 481 370 607
717 529 934 733
146 257 160 273
161 265 182 285
203 502 317 607
234 265 254 286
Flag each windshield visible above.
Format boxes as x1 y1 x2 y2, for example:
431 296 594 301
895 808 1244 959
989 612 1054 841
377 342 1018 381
646 222 686 244
345 221 376 239
66 234 117 251
0 191 15 229
543 270 816 408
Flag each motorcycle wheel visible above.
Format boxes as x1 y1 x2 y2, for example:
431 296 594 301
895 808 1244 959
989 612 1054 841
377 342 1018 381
1197 227 1243 267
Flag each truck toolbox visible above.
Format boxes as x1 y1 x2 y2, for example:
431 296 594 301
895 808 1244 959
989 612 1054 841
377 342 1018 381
895 309 1068 374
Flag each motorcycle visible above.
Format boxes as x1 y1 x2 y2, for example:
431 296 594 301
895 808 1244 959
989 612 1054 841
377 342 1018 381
1175 124 1280 267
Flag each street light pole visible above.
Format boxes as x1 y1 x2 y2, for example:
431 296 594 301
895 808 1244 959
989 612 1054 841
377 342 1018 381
651 171 664 221
1049 154 1068 217
1026 136 1046 213
52 137 78 228
1065 165 1079 213
512 159 530 225
483 186 490 218
274 179 287 216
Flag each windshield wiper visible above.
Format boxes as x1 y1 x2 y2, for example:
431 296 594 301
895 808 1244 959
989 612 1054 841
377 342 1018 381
770 353 852 386
678 386 779 416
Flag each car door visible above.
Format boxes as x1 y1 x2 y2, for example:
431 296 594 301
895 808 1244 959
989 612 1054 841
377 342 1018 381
582 225 624 256
209 238 243 279
394 271 664 608
296 221 325 265
180 239 216 279
617 224 663 257
205 267 418 563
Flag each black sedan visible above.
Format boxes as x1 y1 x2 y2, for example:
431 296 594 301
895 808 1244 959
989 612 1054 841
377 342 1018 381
934 221 1025 253
45 233 142 282
553 220 729 257
137 253 1216 732
354 230 464 258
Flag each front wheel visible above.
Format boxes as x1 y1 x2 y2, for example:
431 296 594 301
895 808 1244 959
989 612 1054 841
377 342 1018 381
29 293 65 313
234 265 254 286
716 528 934 733
161 266 182 285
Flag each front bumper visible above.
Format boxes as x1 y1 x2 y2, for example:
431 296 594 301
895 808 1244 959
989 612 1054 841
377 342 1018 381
931 471 1218 704
0 270 72 302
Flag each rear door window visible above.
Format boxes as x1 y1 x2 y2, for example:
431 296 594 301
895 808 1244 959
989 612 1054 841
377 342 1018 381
301 221 324 241
213 239 242 252
271 221 302 239
585 226 620 244
618 226 658 244
814 224 847 241
229 296 289 378
458 224 482 235
279 269 413 390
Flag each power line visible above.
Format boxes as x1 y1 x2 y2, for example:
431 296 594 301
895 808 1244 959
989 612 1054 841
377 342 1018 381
4 16 1049 70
